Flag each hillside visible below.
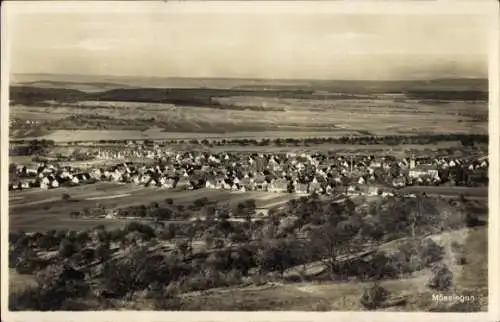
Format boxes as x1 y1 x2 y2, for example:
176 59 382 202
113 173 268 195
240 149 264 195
160 226 488 311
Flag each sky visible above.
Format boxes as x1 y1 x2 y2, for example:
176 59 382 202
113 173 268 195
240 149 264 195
7 7 493 80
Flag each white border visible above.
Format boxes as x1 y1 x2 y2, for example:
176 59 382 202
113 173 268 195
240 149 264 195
1 1 499 322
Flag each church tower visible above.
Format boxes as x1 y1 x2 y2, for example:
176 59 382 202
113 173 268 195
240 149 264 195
410 153 416 169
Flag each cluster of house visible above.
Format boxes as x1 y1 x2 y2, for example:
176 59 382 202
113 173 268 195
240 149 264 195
9 118 40 128
9 151 489 194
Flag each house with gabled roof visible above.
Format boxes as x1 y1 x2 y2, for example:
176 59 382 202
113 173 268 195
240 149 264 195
146 178 157 187
408 165 439 181
239 177 253 191
268 178 288 193
20 181 31 189
308 177 322 194
293 180 308 194
253 176 268 192
325 183 334 195
131 174 141 185
50 177 60 189
176 176 190 189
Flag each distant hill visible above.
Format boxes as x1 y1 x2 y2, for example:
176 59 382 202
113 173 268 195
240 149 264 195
11 80 135 93
9 74 488 107
11 73 488 92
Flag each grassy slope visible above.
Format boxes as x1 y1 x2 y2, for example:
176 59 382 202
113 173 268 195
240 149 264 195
174 226 488 311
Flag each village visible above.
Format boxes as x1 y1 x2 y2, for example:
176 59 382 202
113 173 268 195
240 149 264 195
9 147 489 195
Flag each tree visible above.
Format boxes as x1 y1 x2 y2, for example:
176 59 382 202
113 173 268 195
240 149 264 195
11 264 88 311
389 163 401 179
256 239 295 276
231 246 256 276
194 197 209 209
215 202 231 220
204 205 217 222
309 221 358 279
13 248 48 274
96 243 111 262
174 239 192 261
62 193 71 202
101 247 157 300
58 238 78 258
360 283 389 310
207 249 233 273
163 223 178 241
428 264 453 291
344 198 356 215
203 231 215 250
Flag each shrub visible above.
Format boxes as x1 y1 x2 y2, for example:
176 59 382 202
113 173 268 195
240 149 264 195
15 256 50 275
225 269 243 286
165 281 182 297
11 265 89 311
144 281 164 299
420 239 444 265
251 274 269 286
124 222 156 240
363 252 397 280
428 264 453 291
390 242 420 275
360 283 389 310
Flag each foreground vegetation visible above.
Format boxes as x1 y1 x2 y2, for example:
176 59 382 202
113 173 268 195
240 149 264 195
9 193 487 311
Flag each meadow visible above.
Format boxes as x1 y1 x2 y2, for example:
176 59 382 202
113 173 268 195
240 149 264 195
11 97 487 141
9 182 296 232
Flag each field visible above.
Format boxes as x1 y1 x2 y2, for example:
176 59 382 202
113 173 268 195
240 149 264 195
9 181 487 232
10 74 488 142
9 182 297 232
11 96 487 142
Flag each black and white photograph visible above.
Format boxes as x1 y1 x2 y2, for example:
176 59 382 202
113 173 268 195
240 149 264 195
1 1 498 319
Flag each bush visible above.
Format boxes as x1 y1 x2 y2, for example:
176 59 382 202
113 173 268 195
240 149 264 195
11 265 89 311
251 274 270 286
165 281 182 297
428 264 453 291
363 252 397 280
420 239 444 265
15 256 50 275
225 269 243 286
360 283 390 310
390 239 444 276
179 271 223 293
390 242 422 275
124 222 156 240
